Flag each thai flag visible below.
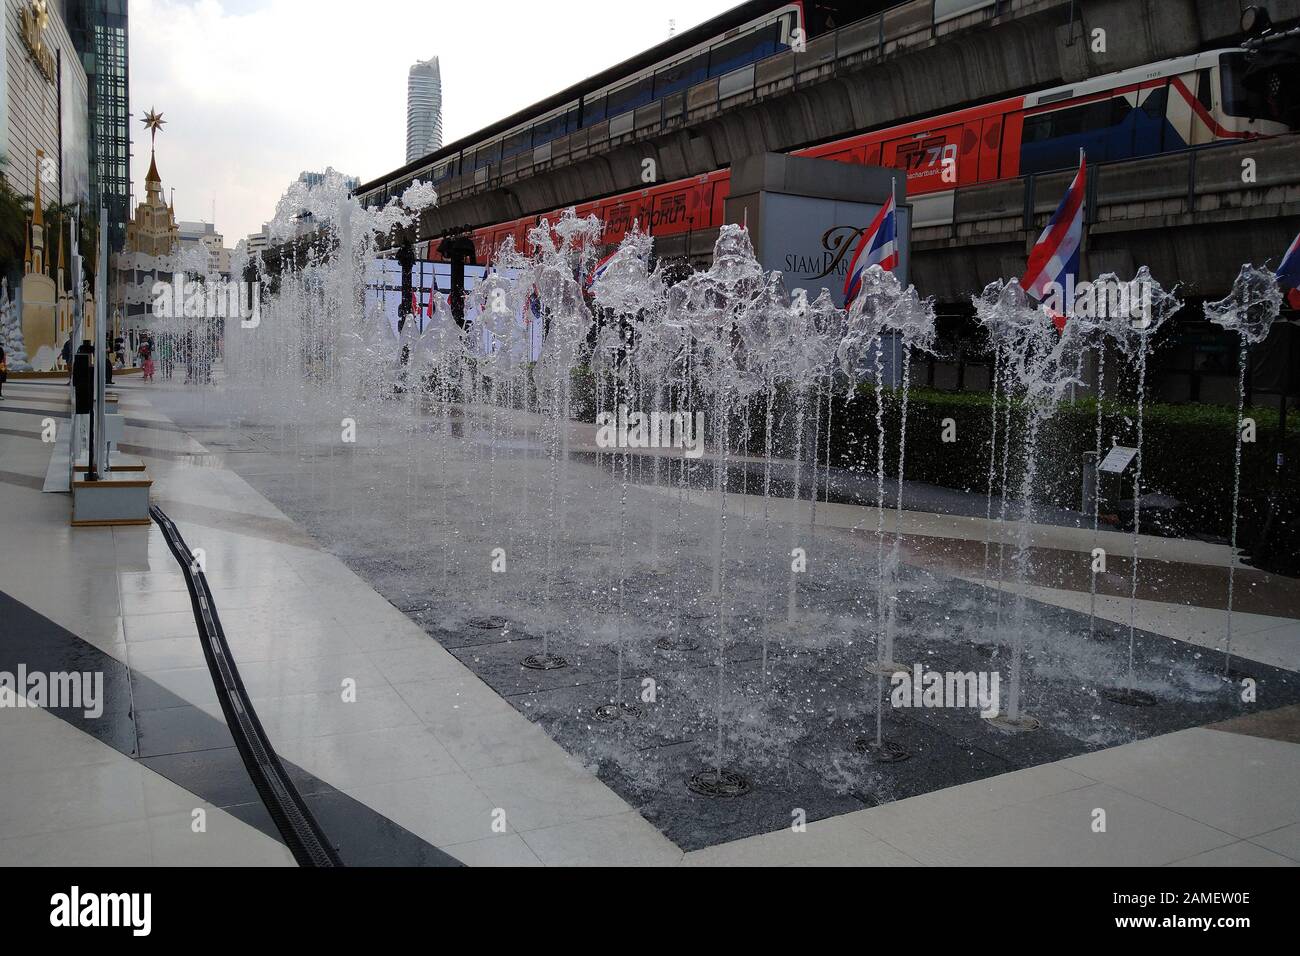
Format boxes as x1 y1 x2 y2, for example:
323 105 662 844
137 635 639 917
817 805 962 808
1022 153 1086 327
1277 230 1300 309
843 193 899 305
586 249 618 289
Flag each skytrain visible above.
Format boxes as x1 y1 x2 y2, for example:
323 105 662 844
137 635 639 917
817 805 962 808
410 47 1291 265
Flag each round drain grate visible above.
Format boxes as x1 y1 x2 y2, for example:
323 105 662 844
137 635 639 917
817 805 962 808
855 738 911 762
687 769 752 798
1101 686 1158 707
592 702 641 722
521 652 568 671
986 713 1042 733
467 616 508 630
655 636 701 652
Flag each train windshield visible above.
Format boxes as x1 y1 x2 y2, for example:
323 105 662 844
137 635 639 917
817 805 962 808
1221 52 1274 120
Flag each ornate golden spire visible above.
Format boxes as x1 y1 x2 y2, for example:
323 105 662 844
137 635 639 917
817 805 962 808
142 108 166 190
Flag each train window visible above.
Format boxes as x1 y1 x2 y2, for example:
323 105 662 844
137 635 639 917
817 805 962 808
1221 53 1270 120
1140 85 1168 119
1196 69 1213 111
473 142 499 170
1021 113 1053 144
1020 99 1119 172
608 78 653 118
1061 100 1113 136
502 129 532 159
708 24 781 78
1132 85 1169 155
583 93 607 127
1023 100 1115 141
656 54 708 97
533 112 566 145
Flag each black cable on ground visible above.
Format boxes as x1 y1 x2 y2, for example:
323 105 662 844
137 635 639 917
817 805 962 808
149 504 343 867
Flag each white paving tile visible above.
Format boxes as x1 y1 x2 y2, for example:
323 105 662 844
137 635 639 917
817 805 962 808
427 707 563 771
366 644 467 683
392 675 522 724
275 725 460 790
342 771 505 848
467 754 632 831
147 809 294 867
251 684 423 742
0 758 147 839
0 820 153 867
0 703 127 772
1248 822 1300 862
444 833 543 867
123 610 201 642
125 636 208 673
518 812 682 867
861 782 1235 866
1056 728 1300 838
684 814 920 866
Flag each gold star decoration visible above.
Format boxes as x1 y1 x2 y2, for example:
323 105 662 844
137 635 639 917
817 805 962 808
141 107 167 146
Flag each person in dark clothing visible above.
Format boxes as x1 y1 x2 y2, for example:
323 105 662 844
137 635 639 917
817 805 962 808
0 344 7 400
73 341 94 416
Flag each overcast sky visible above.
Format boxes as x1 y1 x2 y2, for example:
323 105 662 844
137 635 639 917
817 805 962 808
130 0 740 243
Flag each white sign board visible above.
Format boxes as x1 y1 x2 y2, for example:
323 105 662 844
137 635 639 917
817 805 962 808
1098 445 1138 475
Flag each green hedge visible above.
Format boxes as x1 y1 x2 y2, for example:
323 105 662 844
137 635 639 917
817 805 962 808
564 359 1296 558
828 384 1300 546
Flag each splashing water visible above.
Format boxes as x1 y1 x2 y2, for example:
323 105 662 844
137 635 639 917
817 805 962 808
152 177 1282 809
1205 264 1283 677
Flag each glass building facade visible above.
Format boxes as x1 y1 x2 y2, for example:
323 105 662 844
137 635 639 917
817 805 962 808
64 0 129 253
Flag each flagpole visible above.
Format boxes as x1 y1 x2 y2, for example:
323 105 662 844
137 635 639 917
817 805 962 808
1073 147 1085 401
891 175 901 384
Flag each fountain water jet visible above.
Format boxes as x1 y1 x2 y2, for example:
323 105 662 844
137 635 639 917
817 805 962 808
1204 264 1283 679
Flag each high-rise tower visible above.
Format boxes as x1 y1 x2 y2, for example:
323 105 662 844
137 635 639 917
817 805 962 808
65 0 131 254
406 57 443 164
